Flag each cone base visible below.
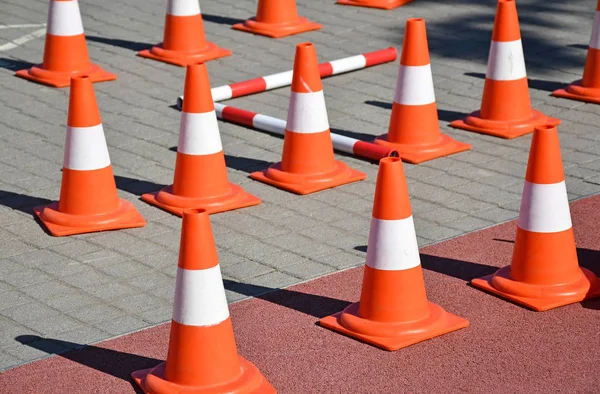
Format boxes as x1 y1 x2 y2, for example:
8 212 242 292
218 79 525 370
15 63 117 88
232 18 322 39
319 301 469 351
138 43 232 67
336 0 414 9
471 265 600 312
373 133 472 164
33 199 146 237
131 358 276 394
552 81 600 105
449 110 561 139
249 161 366 195
141 183 261 217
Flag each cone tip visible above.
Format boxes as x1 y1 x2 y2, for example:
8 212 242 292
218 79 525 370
372 156 412 220
182 208 208 220
534 124 557 133
182 62 214 113
291 42 322 93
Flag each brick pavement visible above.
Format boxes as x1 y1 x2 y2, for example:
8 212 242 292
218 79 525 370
1 0 600 371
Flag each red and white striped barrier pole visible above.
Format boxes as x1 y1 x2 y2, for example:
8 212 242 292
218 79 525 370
214 103 398 162
177 47 398 107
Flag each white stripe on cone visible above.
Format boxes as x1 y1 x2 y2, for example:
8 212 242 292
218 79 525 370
486 40 527 81
393 64 436 106
330 55 367 74
589 12 600 50
517 180 572 233
286 91 330 134
178 111 223 155
167 0 201 17
264 71 294 90
172 265 230 327
47 0 84 36
63 124 111 171
365 216 421 271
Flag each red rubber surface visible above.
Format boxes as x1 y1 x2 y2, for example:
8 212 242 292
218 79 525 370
2 195 600 393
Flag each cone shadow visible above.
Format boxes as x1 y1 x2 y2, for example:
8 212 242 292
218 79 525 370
201 13 245 26
15 335 161 392
86 36 152 52
114 175 165 196
464 72 566 93
223 279 351 319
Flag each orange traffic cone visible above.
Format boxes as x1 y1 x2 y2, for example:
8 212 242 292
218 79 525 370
142 63 261 216
132 208 276 393
374 18 471 164
138 0 231 67
232 0 321 38
552 1 600 104
471 125 600 311
450 0 560 139
250 43 366 195
336 0 413 10
319 157 469 351
15 0 116 88
33 76 146 236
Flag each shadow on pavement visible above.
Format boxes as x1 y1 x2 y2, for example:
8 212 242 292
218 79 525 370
464 72 567 92
224 154 271 174
114 175 165 196
15 335 160 393
201 13 245 26
223 279 351 319
364 100 468 122
0 57 36 72
0 190 52 215
86 35 151 52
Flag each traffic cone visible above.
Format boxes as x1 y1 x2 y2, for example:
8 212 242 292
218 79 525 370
250 42 366 195
319 157 469 351
15 0 116 88
232 0 321 38
33 76 146 236
374 18 471 164
138 0 231 67
336 0 413 10
142 63 261 216
450 0 560 139
552 1 600 104
132 209 276 393
471 125 600 311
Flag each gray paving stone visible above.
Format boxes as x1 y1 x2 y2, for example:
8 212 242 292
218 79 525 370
93 315 149 336
221 260 274 281
279 260 336 280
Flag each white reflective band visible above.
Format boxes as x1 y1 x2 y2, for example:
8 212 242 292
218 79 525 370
517 181 572 233
253 114 286 135
214 103 225 118
589 12 600 50
329 55 367 74
286 91 330 134
486 40 527 81
263 70 293 90
211 85 233 102
330 133 355 154
366 216 421 271
64 124 111 171
172 265 230 327
47 0 84 36
178 111 223 155
393 64 436 106
167 0 201 16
